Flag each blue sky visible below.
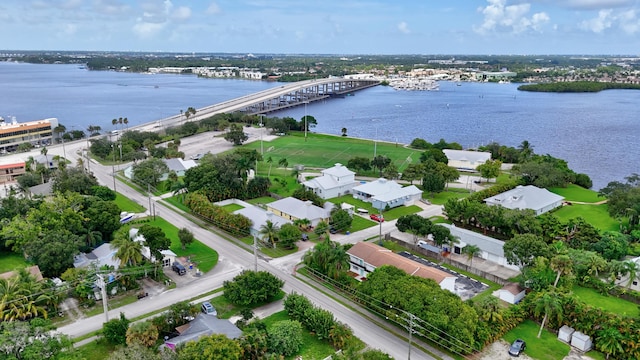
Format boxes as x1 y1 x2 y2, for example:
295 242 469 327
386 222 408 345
1 0 639 54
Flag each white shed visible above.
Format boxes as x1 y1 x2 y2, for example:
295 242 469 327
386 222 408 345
570 331 592 352
558 325 575 343
492 283 526 304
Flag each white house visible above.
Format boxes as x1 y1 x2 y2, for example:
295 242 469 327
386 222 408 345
484 185 564 215
492 283 526 304
438 223 520 271
352 178 422 210
442 149 491 171
123 158 197 180
266 197 333 226
303 163 358 199
215 199 292 238
73 243 120 269
129 228 177 268
347 241 457 293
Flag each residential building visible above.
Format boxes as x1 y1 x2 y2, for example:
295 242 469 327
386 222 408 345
352 178 422 210
492 283 526 304
0 117 58 153
163 314 242 350
123 158 197 180
484 185 564 215
615 256 640 291
0 265 43 282
266 197 332 226
215 199 292 238
438 223 520 271
303 163 358 199
129 228 177 267
73 243 120 269
442 149 491 171
347 241 457 293
0 162 26 184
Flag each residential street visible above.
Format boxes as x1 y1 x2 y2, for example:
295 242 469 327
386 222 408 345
34 139 444 359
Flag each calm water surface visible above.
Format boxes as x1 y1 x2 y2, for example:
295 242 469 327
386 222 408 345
1 62 638 190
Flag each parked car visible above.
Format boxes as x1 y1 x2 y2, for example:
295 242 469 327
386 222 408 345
301 233 309 241
508 339 526 356
172 262 186 276
370 214 384 222
201 301 217 316
329 227 338 234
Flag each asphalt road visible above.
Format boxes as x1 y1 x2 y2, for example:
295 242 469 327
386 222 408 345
41 139 441 359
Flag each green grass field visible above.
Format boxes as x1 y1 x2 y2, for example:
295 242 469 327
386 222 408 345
113 193 146 213
328 195 421 221
221 203 244 212
245 132 418 172
503 320 571 360
0 252 30 273
134 217 219 273
427 187 471 205
549 184 603 203
262 310 336 360
572 285 640 317
552 203 619 232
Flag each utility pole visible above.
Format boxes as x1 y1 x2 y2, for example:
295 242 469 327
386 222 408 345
97 274 109 322
407 312 414 360
147 184 152 218
253 235 258 272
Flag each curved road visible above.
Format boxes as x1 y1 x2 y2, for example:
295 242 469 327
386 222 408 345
44 139 439 360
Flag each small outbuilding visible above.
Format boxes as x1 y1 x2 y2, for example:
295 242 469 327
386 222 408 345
558 325 575 344
570 331 593 352
492 283 526 304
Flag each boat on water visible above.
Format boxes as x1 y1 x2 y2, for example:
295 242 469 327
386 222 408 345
388 78 439 91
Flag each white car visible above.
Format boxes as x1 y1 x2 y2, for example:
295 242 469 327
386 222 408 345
201 301 217 316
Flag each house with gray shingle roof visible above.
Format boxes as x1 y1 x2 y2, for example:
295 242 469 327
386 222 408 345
484 185 564 215
352 178 422 210
163 313 242 350
215 199 292 237
73 243 120 269
303 163 358 199
443 149 491 171
266 197 332 226
439 223 520 271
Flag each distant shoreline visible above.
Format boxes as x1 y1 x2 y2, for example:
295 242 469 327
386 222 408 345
518 81 640 93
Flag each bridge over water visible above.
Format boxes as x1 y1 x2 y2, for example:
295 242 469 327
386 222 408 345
135 77 380 131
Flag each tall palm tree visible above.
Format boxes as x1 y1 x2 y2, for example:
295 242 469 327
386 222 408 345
112 235 143 266
550 254 573 288
625 260 639 289
259 220 279 248
123 117 129 130
533 290 563 338
462 244 480 268
278 157 288 171
596 328 624 360
266 156 273 177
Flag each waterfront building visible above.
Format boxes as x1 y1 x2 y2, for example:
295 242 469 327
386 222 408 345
484 185 564 215
0 117 58 153
443 149 491 171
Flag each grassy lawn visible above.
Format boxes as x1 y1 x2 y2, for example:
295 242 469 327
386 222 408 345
329 195 421 221
207 291 285 319
504 320 571 360
263 310 336 360
243 132 419 172
348 215 377 232
572 285 640 317
239 236 300 259
131 217 219 272
76 339 115 360
221 203 244 212
163 195 191 212
552 204 619 232
245 196 277 205
549 184 603 203
0 252 30 273
113 193 146 213
427 188 471 205
269 176 300 197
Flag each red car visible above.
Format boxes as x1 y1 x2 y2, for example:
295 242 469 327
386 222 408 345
370 214 384 222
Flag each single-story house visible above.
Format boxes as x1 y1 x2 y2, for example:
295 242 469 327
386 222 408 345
32 154 58 170
73 243 120 269
215 199 292 238
492 283 526 304
129 228 177 267
28 181 53 197
347 241 457 293
484 185 564 215
303 163 359 199
0 265 43 282
438 223 520 271
163 313 242 350
442 149 491 171
124 158 197 180
266 197 332 226
352 178 422 210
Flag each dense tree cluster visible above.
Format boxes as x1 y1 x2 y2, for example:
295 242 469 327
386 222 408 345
600 174 640 233
184 192 252 236
223 271 284 307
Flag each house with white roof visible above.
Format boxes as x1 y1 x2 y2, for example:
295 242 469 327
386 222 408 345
303 163 358 199
123 158 197 180
215 199 292 237
484 185 564 215
352 178 422 210
129 228 177 267
438 223 520 271
493 283 526 304
266 197 332 226
163 314 242 351
347 241 457 293
73 243 120 269
443 149 491 171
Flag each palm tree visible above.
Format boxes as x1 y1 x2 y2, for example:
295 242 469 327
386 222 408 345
550 254 573 287
112 235 143 266
266 156 273 177
596 327 624 359
278 157 288 171
462 244 480 269
341 127 347 136
533 290 563 338
123 117 129 130
518 140 534 161
625 260 639 289
259 220 279 248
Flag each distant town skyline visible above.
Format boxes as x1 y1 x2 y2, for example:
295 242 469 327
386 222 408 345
1 0 639 55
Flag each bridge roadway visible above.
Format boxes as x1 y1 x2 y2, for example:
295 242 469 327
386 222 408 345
130 77 379 132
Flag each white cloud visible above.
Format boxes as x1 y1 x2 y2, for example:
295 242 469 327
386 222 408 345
206 2 221 15
559 0 634 10
579 9 614 32
578 7 640 34
172 6 191 21
618 8 640 33
397 21 411 34
133 20 165 38
475 0 550 34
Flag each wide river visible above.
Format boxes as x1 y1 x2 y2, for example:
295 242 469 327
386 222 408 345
1 62 638 190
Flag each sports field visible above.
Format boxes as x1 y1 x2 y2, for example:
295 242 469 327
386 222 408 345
244 132 420 171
